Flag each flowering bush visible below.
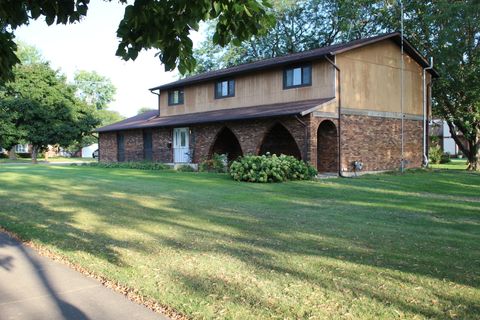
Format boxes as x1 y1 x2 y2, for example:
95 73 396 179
230 154 317 183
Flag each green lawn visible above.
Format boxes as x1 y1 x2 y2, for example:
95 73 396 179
0 163 478 319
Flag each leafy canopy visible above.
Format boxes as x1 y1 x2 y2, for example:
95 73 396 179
1 62 100 159
0 0 275 82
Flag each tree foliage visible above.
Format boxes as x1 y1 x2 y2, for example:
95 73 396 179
193 0 480 170
190 0 383 73
137 107 157 115
74 70 116 111
1 62 99 162
0 0 274 82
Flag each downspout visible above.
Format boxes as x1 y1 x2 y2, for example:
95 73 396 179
149 89 161 116
422 57 434 166
324 55 344 177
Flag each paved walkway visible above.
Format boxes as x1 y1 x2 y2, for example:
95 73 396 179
0 232 168 320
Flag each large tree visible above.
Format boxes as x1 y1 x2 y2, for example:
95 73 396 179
193 0 480 170
190 0 382 74
2 62 99 163
74 70 116 111
0 0 275 82
374 0 480 170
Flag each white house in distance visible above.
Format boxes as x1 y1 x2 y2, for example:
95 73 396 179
81 143 98 158
430 120 460 156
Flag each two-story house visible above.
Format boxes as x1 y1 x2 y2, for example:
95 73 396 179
97 32 438 174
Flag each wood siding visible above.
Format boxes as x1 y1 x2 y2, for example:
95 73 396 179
159 61 335 117
336 40 430 116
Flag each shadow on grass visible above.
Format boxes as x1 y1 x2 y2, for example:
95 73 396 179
0 165 479 318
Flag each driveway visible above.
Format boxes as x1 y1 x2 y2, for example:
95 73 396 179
0 232 168 320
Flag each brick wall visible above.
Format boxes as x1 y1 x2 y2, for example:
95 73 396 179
99 114 423 173
341 115 422 172
191 117 307 163
99 132 117 162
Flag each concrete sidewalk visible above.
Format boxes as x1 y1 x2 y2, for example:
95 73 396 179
0 232 168 320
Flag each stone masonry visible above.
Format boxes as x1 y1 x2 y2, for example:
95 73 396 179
99 113 423 173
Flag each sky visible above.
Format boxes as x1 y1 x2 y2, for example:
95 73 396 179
15 1 204 117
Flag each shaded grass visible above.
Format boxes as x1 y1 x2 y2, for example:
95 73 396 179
0 164 478 319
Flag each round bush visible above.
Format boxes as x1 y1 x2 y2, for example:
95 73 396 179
230 154 317 183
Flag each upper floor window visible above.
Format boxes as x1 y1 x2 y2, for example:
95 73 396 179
215 79 235 99
283 65 312 89
168 88 184 105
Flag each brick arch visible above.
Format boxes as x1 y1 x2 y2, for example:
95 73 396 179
208 126 243 162
258 122 302 159
317 120 338 172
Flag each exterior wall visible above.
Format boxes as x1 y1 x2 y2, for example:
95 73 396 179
191 117 307 163
336 39 430 116
340 115 423 172
99 114 423 173
99 132 117 162
159 60 335 117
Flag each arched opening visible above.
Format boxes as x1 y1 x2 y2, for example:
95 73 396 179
259 123 302 159
209 127 243 162
317 120 338 172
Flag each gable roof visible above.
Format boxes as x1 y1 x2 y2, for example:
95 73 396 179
96 97 334 133
150 32 439 92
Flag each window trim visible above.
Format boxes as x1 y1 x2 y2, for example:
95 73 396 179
168 88 184 106
214 78 235 99
283 64 313 89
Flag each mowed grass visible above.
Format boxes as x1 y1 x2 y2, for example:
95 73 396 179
0 164 478 319
0 157 96 164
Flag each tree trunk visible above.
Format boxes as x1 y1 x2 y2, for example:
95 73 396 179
466 145 479 171
8 148 16 160
31 146 38 164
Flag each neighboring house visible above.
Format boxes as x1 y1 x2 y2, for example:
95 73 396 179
430 120 465 156
97 32 438 174
81 143 98 158
0 144 63 158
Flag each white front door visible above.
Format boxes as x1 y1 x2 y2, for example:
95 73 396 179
173 127 190 163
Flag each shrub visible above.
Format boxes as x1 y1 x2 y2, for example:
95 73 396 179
0 153 8 159
199 153 228 173
176 165 196 172
87 161 170 170
230 154 317 183
440 153 451 164
429 145 442 164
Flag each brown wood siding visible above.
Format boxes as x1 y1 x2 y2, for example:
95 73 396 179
159 61 335 117
336 40 430 116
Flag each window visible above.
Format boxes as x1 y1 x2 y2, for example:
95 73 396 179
168 88 184 105
117 133 125 162
14 144 28 153
215 79 235 99
283 65 312 89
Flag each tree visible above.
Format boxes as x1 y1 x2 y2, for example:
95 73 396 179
74 70 116 110
0 0 275 82
190 0 382 74
2 62 99 163
193 0 480 170
137 107 157 115
373 0 480 170
0 99 24 159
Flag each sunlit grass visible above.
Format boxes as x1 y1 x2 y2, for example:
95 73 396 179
0 165 478 319
0 157 96 163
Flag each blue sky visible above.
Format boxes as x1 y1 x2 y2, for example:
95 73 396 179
15 1 203 117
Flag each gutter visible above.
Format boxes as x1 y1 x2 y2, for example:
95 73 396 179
324 55 345 177
422 57 434 166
